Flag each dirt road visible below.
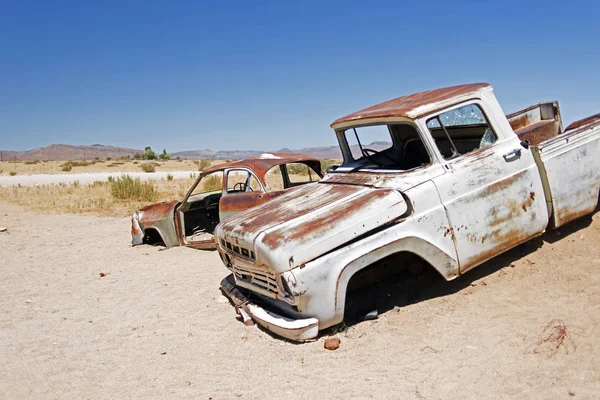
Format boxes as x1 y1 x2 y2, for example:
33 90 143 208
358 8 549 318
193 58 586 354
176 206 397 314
1 201 599 399
0 171 195 187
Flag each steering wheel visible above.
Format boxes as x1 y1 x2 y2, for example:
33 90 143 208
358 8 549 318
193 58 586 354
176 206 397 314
232 182 247 192
362 148 397 165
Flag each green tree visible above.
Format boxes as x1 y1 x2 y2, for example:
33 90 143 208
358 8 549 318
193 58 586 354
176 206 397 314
159 149 171 160
143 146 157 160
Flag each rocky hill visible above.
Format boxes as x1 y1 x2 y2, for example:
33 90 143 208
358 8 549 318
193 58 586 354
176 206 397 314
1 144 142 161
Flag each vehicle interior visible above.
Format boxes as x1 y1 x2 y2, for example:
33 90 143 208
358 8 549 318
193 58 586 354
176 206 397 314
179 171 224 243
338 123 431 171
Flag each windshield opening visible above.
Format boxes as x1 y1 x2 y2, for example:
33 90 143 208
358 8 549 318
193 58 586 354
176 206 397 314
336 123 430 172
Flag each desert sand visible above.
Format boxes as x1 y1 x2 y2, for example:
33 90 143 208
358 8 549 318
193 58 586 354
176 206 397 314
1 200 599 399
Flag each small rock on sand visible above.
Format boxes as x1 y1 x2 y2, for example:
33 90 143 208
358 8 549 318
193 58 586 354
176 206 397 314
324 337 340 350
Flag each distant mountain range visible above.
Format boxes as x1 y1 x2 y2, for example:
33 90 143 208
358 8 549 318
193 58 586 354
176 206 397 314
1 144 142 162
2 142 392 161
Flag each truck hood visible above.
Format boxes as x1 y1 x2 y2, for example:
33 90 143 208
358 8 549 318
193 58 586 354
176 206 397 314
215 182 409 272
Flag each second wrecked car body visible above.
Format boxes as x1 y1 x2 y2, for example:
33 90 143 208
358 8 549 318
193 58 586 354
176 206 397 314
131 153 323 249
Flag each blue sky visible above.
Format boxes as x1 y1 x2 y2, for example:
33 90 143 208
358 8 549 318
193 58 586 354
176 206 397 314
1 0 599 152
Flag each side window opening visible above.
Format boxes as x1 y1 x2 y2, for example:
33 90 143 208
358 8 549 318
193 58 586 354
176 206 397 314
189 171 223 197
226 170 262 193
265 166 284 190
285 163 320 186
426 103 497 160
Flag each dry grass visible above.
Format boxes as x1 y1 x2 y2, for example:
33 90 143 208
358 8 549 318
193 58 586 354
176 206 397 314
0 177 196 217
0 158 337 217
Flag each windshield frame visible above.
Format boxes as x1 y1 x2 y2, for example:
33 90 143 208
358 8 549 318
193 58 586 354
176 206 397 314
333 121 432 173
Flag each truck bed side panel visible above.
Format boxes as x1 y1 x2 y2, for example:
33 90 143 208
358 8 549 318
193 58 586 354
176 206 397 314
533 114 600 228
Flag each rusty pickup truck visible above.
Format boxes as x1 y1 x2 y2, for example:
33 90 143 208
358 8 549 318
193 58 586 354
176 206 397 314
131 153 322 249
216 83 600 341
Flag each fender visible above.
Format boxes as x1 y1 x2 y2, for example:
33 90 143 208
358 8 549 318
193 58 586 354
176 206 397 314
333 235 458 317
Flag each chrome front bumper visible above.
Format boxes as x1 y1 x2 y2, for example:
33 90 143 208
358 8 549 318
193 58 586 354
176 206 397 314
220 274 319 342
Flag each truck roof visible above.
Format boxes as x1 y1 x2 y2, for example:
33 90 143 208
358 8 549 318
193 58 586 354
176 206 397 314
331 83 491 129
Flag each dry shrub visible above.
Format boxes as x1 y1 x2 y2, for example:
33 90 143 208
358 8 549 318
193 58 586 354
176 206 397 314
25 160 40 165
287 163 309 176
167 173 174 181
110 175 157 202
529 319 576 357
62 164 73 172
202 174 221 192
140 163 156 173
197 159 212 171
9 171 17 176
61 161 92 168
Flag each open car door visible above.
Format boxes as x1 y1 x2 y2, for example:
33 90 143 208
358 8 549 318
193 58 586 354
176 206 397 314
176 170 225 250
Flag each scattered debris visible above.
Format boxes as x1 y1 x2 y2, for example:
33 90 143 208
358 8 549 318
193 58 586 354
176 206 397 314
361 310 378 321
324 337 340 350
0 226 7 232
161 352 167 355
420 346 440 354
24 299 33 304
509 263 516 268
530 319 576 357
99 272 107 277
217 296 229 304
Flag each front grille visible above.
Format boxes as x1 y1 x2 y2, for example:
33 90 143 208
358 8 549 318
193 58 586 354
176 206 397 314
232 263 278 297
221 238 255 261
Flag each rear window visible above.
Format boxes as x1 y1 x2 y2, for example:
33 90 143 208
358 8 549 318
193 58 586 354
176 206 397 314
426 103 497 159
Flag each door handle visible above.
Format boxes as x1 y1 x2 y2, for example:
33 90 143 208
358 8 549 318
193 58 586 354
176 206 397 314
503 148 522 161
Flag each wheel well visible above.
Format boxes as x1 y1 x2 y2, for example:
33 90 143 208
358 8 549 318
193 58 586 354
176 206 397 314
142 228 165 246
343 251 443 323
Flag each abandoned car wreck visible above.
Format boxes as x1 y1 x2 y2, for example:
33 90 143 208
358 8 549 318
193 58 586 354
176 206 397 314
216 83 600 341
131 153 323 249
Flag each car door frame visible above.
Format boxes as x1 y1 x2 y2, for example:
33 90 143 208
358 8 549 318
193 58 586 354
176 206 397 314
175 169 227 249
218 167 268 221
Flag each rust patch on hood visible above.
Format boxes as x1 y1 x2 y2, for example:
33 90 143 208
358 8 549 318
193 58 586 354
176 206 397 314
216 182 409 271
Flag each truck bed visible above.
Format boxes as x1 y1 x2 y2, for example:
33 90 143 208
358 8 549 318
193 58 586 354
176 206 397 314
533 113 600 228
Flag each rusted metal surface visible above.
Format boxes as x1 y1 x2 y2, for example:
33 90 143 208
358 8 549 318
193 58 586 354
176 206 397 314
202 153 323 185
564 113 600 133
331 83 490 129
506 102 562 146
215 183 409 272
131 153 323 248
215 83 600 341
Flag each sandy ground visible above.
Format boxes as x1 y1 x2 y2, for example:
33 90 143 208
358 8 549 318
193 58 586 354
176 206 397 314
1 201 599 399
